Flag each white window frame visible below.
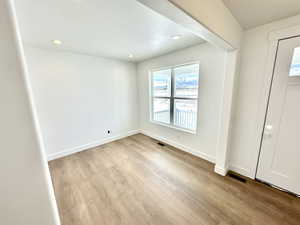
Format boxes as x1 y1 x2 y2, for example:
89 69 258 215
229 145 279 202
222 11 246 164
149 62 200 134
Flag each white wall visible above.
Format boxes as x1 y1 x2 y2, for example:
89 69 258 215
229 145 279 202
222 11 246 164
24 47 139 159
136 0 242 175
0 1 59 224
229 14 300 178
137 43 226 162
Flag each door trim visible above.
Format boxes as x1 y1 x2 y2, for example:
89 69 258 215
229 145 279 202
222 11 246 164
253 25 300 179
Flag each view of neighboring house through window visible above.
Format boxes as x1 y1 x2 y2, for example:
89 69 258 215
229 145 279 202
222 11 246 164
151 63 199 133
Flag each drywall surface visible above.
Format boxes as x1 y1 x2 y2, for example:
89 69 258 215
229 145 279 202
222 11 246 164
215 49 240 175
0 1 59 224
24 47 139 158
229 14 300 178
169 0 243 49
137 43 226 162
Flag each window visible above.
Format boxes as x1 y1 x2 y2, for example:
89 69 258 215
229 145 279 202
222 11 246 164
289 47 300 76
150 63 199 133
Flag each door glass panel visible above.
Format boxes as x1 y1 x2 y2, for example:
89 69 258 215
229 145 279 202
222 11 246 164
289 47 300 76
174 99 197 131
153 98 170 124
152 69 171 97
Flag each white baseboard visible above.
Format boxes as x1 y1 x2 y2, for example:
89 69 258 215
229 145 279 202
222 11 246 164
47 128 253 179
228 164 253 179
214 165 228 176
47 130 139 161
215 164 253 178
140 129 215 163
48 129 216 167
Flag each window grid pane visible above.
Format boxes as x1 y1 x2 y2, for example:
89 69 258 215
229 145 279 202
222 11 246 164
152 69 172 97
174 99 197 131
153 98 170 124
174 64 199 98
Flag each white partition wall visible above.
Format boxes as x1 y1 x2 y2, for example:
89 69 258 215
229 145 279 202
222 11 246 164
0 1 60 224
137 43 226 163
24 47 139 160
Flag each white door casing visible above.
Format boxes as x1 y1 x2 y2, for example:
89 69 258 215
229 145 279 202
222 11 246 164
257 36 300 195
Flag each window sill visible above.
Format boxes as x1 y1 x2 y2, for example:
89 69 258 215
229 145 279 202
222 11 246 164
150 120 197 135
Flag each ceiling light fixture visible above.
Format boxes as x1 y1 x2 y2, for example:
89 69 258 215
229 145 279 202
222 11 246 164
128 54 133 58
171 35 182 40
52 39 62 45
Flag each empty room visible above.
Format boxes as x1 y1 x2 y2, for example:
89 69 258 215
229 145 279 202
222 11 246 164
1 0 300 225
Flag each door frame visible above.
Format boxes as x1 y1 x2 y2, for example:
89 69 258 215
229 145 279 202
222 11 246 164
254 25 300 179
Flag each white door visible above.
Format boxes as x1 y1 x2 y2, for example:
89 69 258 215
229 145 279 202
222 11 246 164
257 36 300 195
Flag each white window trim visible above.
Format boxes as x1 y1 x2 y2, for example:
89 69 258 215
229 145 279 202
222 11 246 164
149 61 200 134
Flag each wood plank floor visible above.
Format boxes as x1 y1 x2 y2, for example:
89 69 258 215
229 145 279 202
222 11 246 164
49 134 300 225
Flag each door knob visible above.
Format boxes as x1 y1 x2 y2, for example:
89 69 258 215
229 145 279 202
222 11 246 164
265 124 273 130
264 124 273 138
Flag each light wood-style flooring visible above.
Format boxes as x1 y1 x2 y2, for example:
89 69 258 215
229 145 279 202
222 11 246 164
49 134 300 225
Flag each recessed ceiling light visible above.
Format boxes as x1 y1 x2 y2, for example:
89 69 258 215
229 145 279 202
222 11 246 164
128 54 133 58
52 40 62 45
171 35 182 40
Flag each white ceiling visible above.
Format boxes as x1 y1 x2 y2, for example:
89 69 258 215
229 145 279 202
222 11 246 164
223 0 300 29
14 0 204 62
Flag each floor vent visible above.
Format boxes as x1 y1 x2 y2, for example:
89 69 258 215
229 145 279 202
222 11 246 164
157 142 165 147
228 173 247 183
